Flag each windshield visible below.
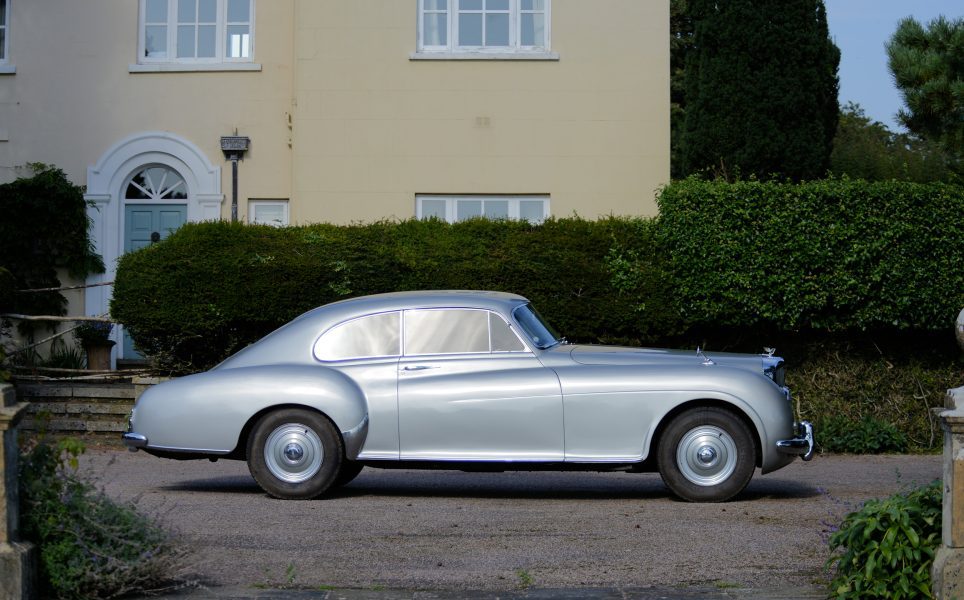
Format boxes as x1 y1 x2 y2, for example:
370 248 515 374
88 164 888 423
512 303 563 349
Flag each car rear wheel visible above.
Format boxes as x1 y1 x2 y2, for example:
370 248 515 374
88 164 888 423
247 409 343 499
657 406 756 502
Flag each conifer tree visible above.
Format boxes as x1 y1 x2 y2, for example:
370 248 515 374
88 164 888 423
681 0 840 181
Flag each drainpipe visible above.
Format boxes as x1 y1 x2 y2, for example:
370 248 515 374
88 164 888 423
219 135 251 222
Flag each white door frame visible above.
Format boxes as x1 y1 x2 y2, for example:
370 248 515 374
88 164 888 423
84 131 223 363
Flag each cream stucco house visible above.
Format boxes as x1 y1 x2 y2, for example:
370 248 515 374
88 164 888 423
0 0 669 363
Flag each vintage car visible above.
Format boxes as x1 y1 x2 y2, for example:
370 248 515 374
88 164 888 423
123 291 814 502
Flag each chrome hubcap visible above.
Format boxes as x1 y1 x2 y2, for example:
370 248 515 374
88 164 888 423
264 423 324 483
677 425 737 487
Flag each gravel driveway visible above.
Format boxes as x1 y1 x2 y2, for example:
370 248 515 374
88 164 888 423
81 449 940 594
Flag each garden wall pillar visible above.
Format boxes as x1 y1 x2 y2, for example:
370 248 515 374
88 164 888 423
0 383 36 599
933 311 964 600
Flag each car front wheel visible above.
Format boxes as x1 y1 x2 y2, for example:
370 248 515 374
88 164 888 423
247 409 343 499
657 406 756 502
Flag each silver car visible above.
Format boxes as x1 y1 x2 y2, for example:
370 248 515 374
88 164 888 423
123 290 814 502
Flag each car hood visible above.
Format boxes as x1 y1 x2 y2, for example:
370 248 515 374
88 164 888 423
566 344 773 376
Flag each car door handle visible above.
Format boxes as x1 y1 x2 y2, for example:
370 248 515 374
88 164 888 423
401 365 435 372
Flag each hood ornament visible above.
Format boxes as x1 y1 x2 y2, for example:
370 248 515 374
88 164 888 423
696 346 715 366
763 347 776 357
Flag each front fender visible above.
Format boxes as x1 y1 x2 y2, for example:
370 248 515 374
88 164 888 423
131 365 368 457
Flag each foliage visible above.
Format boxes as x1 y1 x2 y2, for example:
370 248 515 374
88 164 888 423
670 0 695 179
680 0 839 180
74 321 114 346
19 435 186 599
0 164 104 331
827 480 942 599
43 339 87 370
658 178 964 332
816 415 907 454
111 217 679 372
786 336 957 452
887 16 963 173
830 102 955 183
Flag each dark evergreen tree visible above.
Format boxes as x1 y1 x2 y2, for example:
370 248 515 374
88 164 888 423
681 0 840 181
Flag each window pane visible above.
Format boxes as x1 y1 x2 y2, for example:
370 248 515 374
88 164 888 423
521 0 545 10
483 200 509 219
198 0 217 22
456 199 482 221
424 0 447 9
405 310 489 355
145 25 168 57
423 13 447 46
125 182 151 200
252 203 286 226
458 13 482 46
520 200 545 223
227 0 249 22
0 30 5 61
315 313 401 361
487 0 509 10
146 0 168 23
177 25 196 57
227 25 250 57
485 13 510 46
521 13 544 46
177 0 195 23
459 0 482 10
165 181 188 200
420 199 447 219
490 313 525 352
198 25 216 56
1 0 7 27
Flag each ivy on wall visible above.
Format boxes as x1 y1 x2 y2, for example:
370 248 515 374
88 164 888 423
0 164 104 335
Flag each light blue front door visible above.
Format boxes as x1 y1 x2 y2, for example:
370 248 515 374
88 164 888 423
123 203 187 357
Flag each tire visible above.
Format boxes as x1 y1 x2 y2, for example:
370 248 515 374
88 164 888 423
333 461 365 488
657 406 757 503
247 408 343 499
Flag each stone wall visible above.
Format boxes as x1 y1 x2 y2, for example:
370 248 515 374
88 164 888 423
16 381 135 436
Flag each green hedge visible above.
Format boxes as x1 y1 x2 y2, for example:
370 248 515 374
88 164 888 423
658 178 964 332
111 218 677 371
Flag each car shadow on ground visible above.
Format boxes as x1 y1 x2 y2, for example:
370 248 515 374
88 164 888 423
158 471 821 501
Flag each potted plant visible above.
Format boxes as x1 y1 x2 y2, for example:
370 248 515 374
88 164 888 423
75 321 115 371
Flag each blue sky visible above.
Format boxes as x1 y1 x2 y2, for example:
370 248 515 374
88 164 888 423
824 0 962 132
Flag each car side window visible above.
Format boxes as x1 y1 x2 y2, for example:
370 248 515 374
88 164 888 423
405 309 489 355
490 312 526 352
313 311 401 361
403 309 528 355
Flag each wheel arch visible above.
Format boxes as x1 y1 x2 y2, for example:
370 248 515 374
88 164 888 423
650 399 763 468
231 402 370 461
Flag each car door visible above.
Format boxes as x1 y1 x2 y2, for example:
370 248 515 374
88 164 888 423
397 308 564 461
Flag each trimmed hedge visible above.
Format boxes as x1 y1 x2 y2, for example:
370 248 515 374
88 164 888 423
111 218 677 371
658 178 964 332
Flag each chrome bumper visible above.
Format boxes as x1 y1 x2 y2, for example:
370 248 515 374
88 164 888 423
776 421 814 461
122 432 148 452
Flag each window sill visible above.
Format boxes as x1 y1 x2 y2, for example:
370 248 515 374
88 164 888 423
410 52 559 61
0 65 16 75
129 62 262 73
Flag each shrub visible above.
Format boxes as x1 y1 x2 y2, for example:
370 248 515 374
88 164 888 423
0 165 104 326
19 436 186 599
817 415 907 454
111 217 679 372
658 178 964 332
827 480 942 599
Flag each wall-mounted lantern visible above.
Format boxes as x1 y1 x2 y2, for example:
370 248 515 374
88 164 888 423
220 135 250 222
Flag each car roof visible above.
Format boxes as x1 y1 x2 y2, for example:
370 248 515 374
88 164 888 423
216 291 531 369
296 290 529 323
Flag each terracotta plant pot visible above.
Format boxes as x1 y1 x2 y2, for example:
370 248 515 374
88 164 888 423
84 340 116 371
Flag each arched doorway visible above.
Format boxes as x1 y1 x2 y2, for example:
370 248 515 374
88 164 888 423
84 132 223 363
